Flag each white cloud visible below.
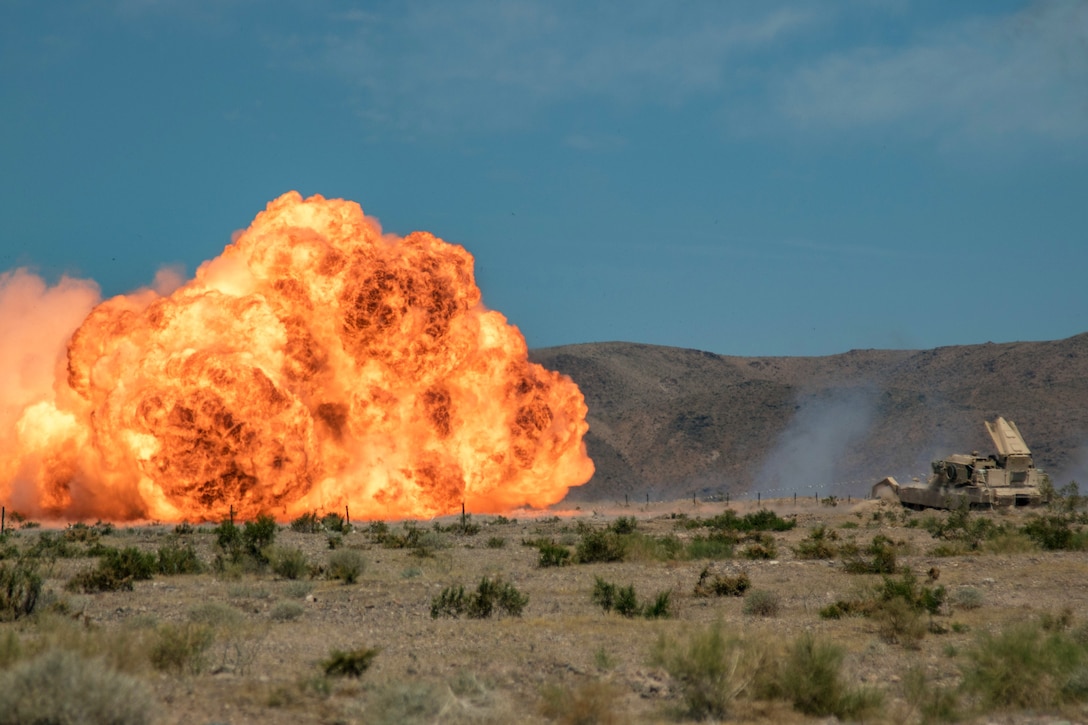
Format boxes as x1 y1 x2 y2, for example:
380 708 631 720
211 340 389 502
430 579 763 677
774 0 1088 141
313 1 814 133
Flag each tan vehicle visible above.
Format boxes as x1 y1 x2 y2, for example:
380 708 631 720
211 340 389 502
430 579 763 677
872 417 1050 510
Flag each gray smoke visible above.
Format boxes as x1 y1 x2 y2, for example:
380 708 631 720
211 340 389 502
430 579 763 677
753 387 876 499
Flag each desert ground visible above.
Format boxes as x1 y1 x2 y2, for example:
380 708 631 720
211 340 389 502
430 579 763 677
2 496 1087 724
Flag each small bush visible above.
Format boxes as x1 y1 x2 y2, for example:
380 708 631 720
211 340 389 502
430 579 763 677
538 540 572 567
700 508 796 533
1021 514 1088 551
643 590 672 620
467 576 528 618
539 680 623 725
741 533 777 560
684 532 736 560
903 665 960 724
323 646 379 677
819 600 868 619
68 546 156 593
0 650 154 725
950 586 984 610
290 511 322 533
875 597 927 648
485 536 506 549
327 549 365 584
575 529 626 563
243 514 277 558
431 585 467 618
321 512 349 533
842 534 898 574
793 524 840 559
608 516 637 534
743 589 780 617
0 558 42 621
693 567 750 597
269 546 309 580
156 540 205 575
961 618 1088 709
762 633 882 719
612 585 641 618
650 622 758 720
149 622 214 674
431 577 527 619
270 600 305 622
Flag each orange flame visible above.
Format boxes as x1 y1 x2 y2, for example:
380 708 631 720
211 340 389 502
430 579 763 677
0 192 594 521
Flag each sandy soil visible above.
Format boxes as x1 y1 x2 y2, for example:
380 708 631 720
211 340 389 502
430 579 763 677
5 497 1088 724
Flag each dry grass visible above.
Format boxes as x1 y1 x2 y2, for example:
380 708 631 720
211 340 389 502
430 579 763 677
0 499 1086 723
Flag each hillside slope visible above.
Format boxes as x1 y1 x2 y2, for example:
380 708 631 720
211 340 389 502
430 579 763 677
530 333 1088 502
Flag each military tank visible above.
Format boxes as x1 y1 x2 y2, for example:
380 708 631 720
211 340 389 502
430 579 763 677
872 417 1050 510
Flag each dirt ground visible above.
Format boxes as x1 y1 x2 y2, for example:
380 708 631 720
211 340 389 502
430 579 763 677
5 497 1088 724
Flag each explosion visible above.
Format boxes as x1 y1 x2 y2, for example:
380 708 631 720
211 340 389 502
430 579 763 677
0 192 594 522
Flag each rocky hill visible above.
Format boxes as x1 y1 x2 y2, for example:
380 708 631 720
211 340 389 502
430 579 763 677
530 333 1088 503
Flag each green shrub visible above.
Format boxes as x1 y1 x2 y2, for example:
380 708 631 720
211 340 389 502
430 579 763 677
961 618 1088 709
761 633 882 719
0 650 153 725
269 546 309 580
270 601 304 622
875 597 927 648
819 600 867 619
1021 514 1088 551
842 534 899 574
741 532 777 560
243 514 277 558
327 549 365 584
700 508 796 533
431 577 527 619
684 532 736 560
0 558 42 621
149 622 214 674
608 516 637 534
485 536 506 549
467 576 528 618
592 577 666 618
793 524 840 559
321 512 349 533
290 511 322 533
902 665 960 724
743 589 780 617
592 577 618 612
575 529 626 563
612 585 641 618
27 532 79 559
323 646 379 677
430 585 467 618
156 540 205 575
924 502 1004 550
537 540 572 567
68 546 156 593
693 567 749 597
650 622 757 719
214 519 244 560
643 590 672 620
950 586 984 610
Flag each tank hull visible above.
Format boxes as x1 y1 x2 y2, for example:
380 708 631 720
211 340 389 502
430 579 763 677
872 417 1050 511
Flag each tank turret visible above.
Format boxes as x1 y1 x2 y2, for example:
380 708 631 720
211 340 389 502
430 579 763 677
872 417 1050 510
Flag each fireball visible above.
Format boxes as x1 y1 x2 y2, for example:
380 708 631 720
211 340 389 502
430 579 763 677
0 192 594 521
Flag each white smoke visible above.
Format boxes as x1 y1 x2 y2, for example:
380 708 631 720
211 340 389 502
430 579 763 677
754 387 876 498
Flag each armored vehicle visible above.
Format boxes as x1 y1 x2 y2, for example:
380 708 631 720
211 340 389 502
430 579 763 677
872 417 1050 510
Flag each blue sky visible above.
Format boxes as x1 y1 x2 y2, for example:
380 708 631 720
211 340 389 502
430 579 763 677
2 0 1085 356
